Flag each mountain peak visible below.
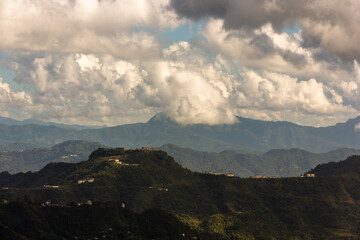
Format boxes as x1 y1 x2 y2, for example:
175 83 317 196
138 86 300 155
147 113 177 124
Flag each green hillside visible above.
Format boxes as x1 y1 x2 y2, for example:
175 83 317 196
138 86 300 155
0 202 199 240
308 155 360 176
1 149 360 239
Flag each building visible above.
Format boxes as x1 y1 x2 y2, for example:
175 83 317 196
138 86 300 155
141 147 151 150
251 175 268 179
305 173 315 177
77 178 95 184
44 185 60 188
203 171 225 176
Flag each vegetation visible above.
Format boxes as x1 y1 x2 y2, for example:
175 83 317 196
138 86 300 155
0 202 199 240
1 149 360 239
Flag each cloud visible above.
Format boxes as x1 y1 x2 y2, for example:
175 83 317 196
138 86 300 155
3 43 239 125
0 77 32 120
3 40 358 126
170 0 360 61
133 43 238 125
0 0 182 59
236 71 354 115
201 19 360 113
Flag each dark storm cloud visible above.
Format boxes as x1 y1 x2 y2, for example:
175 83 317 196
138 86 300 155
249 34 276 55
300 31 320 48
281 50 307 69
170 0 360 61
170 0 305 30
169 0 227 19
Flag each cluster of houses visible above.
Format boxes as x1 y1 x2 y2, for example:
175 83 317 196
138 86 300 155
149 186 169 192
78 178 95 184
116 147 152 151
202 172 316 179
42 200 94 207
203 171 235 177
61 154 78 159
251 173 316 179
251 175 281 179
43 185 60 188
109 158 139 166
301 173 315 178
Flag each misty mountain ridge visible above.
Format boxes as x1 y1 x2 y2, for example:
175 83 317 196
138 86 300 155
0 113 359 153
0 140 104 173
0 116 105 130
1 138 359 179
159 144 360 177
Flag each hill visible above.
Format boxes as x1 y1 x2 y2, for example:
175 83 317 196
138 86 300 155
159 144 360 177
0 113 360 153
2 140 358 177
0 140 104 173
0 202 199 240
1 149 360 239
308 155 360 176
0 142 39 151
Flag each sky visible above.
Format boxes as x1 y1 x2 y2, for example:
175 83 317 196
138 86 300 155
0 0 360 127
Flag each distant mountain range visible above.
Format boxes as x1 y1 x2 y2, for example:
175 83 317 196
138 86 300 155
1 139 359 177
0 140 104 173
159 144 360 177
0 113 359 153
0 116 105 130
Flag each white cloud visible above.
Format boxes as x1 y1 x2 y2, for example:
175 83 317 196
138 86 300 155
0 77 32 112
3 43 239 125
236 71 355 115
0 0 182 58
3 40 358 126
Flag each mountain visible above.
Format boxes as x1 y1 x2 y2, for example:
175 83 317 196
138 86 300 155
0 142 39 151
159 144 360 177
2 139 358 176
0 116 104 130
1 149 360 239
0 113 360 153
0 140 104 173
308 155 360 177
